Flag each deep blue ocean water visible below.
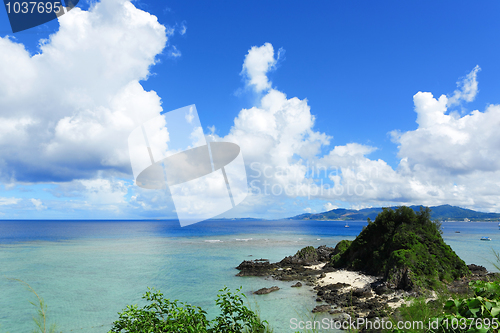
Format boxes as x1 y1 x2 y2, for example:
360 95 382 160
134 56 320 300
0 220 498 332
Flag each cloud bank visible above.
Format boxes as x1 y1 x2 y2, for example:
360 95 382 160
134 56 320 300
214 45 500 216
1 4 500 218
0 0 167 184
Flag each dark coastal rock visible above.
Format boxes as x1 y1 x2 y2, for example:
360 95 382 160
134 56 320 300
312 304 332 313
253 286 279 295
323 282 350 291
316 245 337 262
386 266 414 291
237 242 444 324
315 286 351 306
322 265 336 273
272 268 321 281
312 278 395 322
363 297 388 311
236 245 335 281
279 245 335 266
371 280 390 295
235 259 275 276
352 285 372 298
331 312 351 321
365 305 390 319
468 264 487 276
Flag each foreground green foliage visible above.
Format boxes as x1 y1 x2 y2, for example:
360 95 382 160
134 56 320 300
430 280 500 333
389 293 450 333
389 280 500 333
388 250 500 333
108 287 272 333
332 206 470 290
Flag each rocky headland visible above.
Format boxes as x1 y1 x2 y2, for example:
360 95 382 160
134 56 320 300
235 207 500 325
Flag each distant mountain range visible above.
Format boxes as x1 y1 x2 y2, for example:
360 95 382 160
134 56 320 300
287 204 500 221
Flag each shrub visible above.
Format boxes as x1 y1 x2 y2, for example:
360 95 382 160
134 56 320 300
295 246 318 262
428 280 500 333
328 240 352 265
108 287 271 333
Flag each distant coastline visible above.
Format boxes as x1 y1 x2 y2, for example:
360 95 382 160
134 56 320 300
287 204 500 222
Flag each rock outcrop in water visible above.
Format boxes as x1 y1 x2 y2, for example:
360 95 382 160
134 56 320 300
236 245 337 282
330 206 470 290
253 286 279 295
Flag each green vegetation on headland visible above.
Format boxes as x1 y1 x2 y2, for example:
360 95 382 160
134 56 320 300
290 204 500 221
331 206 470 290
325 206 500 332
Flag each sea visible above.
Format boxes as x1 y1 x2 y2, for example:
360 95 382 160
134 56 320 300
0 219 498 333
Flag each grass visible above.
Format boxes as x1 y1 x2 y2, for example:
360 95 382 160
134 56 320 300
241 294 274 333
6 278 59 333
490 249 500 273
388 293 449 333
291 307 321 333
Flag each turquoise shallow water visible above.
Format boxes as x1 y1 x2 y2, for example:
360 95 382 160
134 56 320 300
0 220 498 332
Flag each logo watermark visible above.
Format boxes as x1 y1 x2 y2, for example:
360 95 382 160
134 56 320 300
128 105 248 226
3 0 79 33
248 161 380 200
289 317 500 331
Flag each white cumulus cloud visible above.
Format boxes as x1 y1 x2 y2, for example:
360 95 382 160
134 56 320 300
30 198 47 210
447 65 481 107
394 67 500 175
0 197 21 205
241 43 280 93
219 49 500 216
323 202 337 211
0 0 167 183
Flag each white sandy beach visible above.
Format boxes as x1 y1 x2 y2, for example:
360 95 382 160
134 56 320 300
306 263 413 310
306 263 376 289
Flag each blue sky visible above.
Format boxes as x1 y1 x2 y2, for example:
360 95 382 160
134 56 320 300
1 0 500 220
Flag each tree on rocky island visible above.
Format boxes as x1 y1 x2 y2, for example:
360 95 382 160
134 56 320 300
331 206 470 290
